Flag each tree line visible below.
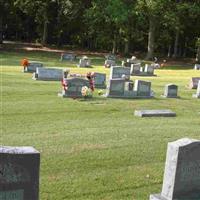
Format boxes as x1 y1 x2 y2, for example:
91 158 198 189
0 0 200 60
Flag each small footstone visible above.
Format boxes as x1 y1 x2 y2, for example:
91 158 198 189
134 110 176 117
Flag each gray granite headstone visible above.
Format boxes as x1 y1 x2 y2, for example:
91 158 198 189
77 59 91 68
163 84 178 98
23 62 43 73
0 146 40 200
144 64 154 75
58 78 90 98
60 53 76 61
107 79 125 96
134 80 151 97
193 80 200 98
130 63 141 75
94 73 106 89
110 66 131 80
105 54 116 61
104 60 116 68
33 67 64 81
189 77 200 89
150 138 200 200
194 64 200 70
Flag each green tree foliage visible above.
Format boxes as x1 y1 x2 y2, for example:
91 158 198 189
1 0 200 59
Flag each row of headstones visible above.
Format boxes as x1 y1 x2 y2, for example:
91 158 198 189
107 66 200 99
61 53 156 76
1 137 199 200
23 62 200 99
23 61 107 89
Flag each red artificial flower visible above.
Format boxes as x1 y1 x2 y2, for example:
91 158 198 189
21 58 29 67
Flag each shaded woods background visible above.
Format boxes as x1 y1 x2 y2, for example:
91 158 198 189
1 0 200 59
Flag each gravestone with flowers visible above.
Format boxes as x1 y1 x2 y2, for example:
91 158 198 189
22 60 43 73
58 77 90 98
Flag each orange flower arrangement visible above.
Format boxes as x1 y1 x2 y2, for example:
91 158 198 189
21 58 29 67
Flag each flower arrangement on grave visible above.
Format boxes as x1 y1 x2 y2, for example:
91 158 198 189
21 58 29 70
86 72 95 92
81 86 93 98
61 78 68 91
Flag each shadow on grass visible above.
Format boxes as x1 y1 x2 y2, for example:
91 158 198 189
160 65 193 70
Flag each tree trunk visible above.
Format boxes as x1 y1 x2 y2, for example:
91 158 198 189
112 35 117 54
146 17 156 60
196 46 200 63
124 39 129 55
42 20 48 45
167 45 171 57
173 30 179 58
0 16 3 44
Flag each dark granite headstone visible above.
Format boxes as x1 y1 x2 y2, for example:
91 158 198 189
60 53 76 61
94 73 106 89
58 78 90 98
134 80 151 97
110 66 131 80
130 63 141 75
104 60 116 68
105 54 116 61
23 62 43 73
163 84 178 98
0 146 40 200
150 138 200 200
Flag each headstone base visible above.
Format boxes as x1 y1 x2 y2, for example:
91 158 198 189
149 194 167 200
58 92 83 98
193 94 200 98
132 73 156 77
150 194 200 200
105 94 153 99
161 95 180 98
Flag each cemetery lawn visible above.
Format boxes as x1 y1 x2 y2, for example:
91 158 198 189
1 49 200 200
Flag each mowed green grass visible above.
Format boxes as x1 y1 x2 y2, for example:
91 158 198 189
1 50 200 200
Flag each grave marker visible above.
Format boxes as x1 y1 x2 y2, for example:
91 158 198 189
162 84 179 98
194 64 200 70
58 78 90 98
0 146 40 200
189 77 200 89
94 73 106 89
60 53 76 61
193 80 200 98
23 61 43 73
134 80 151 97
150 138 200 200
33 68 67 81
110 66 131 80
